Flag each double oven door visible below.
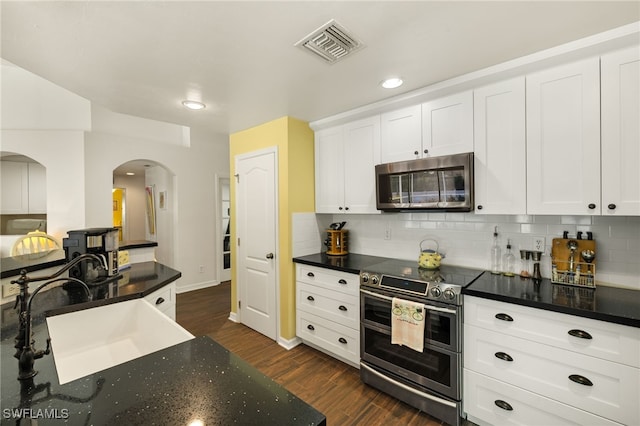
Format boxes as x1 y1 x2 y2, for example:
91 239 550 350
360 288 461 400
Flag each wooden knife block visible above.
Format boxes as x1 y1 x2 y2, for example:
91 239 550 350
551 237 596 288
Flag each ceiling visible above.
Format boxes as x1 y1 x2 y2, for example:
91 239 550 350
2 1 639 137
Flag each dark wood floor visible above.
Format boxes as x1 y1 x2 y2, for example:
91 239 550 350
176 282 446 425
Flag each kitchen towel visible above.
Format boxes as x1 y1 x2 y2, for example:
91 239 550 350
391 297 425 353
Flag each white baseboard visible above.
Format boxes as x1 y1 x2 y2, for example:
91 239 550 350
278 335 302 351
228 311 239 323
176 279 219 294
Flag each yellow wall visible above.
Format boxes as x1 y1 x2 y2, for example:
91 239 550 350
229 116 314 340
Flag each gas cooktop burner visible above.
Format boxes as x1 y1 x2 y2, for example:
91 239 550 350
360 259 484 305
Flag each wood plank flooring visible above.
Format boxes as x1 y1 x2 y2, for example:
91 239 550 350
176 282 446 425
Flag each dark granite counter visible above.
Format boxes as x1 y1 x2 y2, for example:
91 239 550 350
464 272 640 328
1 249 66 279
0 334 325 425
293 252 389 275
0 261 325 425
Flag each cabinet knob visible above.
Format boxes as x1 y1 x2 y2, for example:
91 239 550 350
414 150 419 156
338 279 347 285
477 205 483 210
569 374 593 386
307 324 315 331
338 337 348 344
266 253 274 259
423 149 429 154
588 203 596 210
494 400 513 411
307 272 315 277
338 305 348 311
155 297 165 305
345 207 349 211
607 203 617 210
307 295 315 301
338 206 343 210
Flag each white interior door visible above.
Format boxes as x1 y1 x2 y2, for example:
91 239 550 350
235 147 278 340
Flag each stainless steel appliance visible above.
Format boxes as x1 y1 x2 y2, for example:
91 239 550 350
359 259 484 426
63 227 119 284
375 152 474 212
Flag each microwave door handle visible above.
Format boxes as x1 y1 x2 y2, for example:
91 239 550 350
359 289 457 315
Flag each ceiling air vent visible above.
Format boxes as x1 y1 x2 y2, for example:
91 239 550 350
295 19 364 64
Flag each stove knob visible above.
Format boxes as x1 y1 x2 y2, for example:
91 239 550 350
371 275 379 285
361 273 369 284
430 287 442 298
443 289 456 300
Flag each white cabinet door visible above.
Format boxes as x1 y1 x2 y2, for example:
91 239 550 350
380 104 422 163
315 125 345 213
601 46 640 216
343 116 380 214
1 161 29 214
422 91 474 157
28 163 47 214
526 58 601 215
474 78 526 215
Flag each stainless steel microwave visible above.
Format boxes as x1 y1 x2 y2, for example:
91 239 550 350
375 152 474 212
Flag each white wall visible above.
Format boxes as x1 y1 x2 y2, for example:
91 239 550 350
320 213 640 290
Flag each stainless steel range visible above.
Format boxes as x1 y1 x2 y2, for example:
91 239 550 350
359 259 484 426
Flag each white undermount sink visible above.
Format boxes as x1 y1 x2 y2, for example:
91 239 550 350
46 298 195 384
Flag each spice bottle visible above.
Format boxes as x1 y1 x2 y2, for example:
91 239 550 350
519 250 531 278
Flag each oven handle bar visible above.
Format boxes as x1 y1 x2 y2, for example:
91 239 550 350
360 362 457 408
360 289 457 315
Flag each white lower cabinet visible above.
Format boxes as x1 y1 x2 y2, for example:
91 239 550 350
296 264 360 367
144 282 176 320
463 296 640 426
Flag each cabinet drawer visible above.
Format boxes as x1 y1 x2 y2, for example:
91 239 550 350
297 311 359 365
296 264 359 296
297 282 359 330
464 324 640 425
144 283 175 319
464 369 621 426
464 295 640 367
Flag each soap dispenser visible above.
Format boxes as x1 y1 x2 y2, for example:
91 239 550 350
502 239 516 277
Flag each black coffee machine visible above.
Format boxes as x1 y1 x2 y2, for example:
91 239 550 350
63 227 119 284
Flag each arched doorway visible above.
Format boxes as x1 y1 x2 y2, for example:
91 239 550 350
113 159 176 267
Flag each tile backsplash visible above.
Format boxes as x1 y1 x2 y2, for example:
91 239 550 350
293 212 640 290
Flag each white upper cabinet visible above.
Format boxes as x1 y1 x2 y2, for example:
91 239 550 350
473 77 526 215
526 57 601 215
380 105 422 163
0 161 46 214
422 90 474 157
601 46 640 216
315 116 381 214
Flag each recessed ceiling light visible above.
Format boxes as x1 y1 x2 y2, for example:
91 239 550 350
182 100 206 110
126 172 135 176
381 77 403 89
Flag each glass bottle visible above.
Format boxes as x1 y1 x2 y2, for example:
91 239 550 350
490 226 501 274
502 239 516 277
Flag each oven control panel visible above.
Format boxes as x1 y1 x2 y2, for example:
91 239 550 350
360 271 463 304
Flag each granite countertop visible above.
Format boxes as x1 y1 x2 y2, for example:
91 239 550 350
292 252 389 275
118 240 158 250
1 262 325 425
464 272 640 328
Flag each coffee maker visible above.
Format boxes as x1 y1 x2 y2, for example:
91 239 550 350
63 227 119 284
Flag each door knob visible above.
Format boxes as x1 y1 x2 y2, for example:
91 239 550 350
266 253 274 259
